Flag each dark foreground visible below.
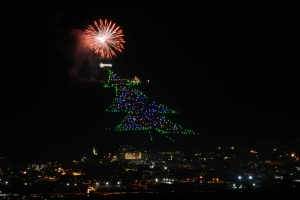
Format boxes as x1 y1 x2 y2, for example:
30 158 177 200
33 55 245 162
2 190 298 200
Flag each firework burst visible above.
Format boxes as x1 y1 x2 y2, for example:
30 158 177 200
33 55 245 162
85 19 125 59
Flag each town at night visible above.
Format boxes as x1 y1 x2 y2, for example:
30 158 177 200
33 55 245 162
2 1 298 199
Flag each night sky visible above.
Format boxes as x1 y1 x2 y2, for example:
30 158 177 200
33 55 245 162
2 2 298 160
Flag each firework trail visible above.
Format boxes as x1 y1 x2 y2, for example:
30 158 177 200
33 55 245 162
85 19 125 59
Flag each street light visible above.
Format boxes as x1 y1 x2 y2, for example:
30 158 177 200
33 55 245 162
238 176 241 180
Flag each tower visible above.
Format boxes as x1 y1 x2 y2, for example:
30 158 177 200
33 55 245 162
93 146 98 155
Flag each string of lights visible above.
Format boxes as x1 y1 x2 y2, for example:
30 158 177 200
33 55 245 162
105 70 198 141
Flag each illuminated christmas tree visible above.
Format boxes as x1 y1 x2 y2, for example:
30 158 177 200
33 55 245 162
104 70 198 141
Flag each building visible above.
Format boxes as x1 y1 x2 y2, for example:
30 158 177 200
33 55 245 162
28 163 47 170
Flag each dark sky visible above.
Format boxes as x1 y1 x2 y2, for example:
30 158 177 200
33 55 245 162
2 2 298 159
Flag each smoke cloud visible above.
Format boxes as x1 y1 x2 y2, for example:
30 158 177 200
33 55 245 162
52 14 105 88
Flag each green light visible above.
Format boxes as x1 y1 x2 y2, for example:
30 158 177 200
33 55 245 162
104 69 198 141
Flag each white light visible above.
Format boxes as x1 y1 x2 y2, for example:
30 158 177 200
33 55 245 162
106 182 109 185
238 176 241 180
96 37 106 43
249 176 252 179
155 179 158 182
67 183 69 186
100 63 112 68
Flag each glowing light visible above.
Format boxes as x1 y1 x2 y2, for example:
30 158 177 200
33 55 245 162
93 146 98 155
104 70 198 140
100 63 112 68
96 36 106 43
85 19 125 59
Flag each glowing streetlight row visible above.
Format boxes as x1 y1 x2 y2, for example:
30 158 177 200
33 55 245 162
238 175 253 180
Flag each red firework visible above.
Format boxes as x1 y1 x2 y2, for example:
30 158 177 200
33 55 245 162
85 19 125 59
